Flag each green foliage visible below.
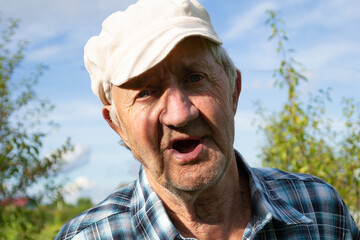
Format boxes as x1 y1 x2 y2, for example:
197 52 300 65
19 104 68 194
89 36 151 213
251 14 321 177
54 197 94 223
1 204 49 240
0 14 73 239
256 10 360 224
35 197 94 239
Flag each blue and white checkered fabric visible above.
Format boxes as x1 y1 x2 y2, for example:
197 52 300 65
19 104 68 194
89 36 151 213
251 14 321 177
56 152 359 239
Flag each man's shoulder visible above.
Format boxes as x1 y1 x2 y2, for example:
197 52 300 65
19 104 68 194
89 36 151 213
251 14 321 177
250 167 360 239
252 166 332 187
55 182 135 240
251 167 344 208
253 168 345 214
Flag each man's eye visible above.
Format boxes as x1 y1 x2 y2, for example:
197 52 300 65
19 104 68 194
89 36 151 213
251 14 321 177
137 90 150 99
188 74 203 83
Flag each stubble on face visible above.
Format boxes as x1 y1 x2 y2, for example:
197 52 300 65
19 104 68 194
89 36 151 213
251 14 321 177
112 37 238 199
159 119 228 193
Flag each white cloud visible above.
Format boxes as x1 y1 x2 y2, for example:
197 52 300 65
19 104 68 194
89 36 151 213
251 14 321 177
248 77 275 90
51 99 102 122
235 110 257 132
0 0 136 63
27 45 64 63
288 0 360 29
64 176 96 203
305 68 360 87
65 176 94 191
296 43 354 69
62 144 91 172
222 2 277 41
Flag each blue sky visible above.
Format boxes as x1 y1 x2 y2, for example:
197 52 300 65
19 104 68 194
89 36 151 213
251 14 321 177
1 0 359 203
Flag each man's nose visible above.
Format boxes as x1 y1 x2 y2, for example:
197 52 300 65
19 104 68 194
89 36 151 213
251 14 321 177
159 88 199 128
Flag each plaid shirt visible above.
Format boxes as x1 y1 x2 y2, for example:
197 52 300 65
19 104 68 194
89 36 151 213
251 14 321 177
56 152 359 239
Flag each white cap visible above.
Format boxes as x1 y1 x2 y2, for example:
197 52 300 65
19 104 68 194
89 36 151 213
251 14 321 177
84 0 222 104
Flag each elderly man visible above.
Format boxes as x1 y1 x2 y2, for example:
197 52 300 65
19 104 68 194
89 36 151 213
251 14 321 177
56 0 359 239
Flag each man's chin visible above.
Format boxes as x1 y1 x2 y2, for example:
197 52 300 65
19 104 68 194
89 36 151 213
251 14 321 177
170 180 212 193
164 168 225 197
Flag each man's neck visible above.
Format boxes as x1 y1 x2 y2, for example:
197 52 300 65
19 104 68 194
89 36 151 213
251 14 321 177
146 154 252 239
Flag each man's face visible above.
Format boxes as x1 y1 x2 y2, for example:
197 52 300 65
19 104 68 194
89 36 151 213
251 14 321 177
108 38 241 194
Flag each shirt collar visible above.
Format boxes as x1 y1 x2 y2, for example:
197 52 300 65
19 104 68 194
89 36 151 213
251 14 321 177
235 151 313 226
130 166 181 239
130 151 313 239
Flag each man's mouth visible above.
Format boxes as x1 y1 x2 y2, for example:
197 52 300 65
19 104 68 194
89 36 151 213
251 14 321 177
172 139 201 153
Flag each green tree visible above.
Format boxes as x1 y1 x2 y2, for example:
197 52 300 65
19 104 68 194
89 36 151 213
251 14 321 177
0 15 73 239
255 10 359 224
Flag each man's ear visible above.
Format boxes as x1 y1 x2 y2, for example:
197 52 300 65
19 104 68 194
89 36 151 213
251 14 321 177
232 69 242 114
102 105 129 144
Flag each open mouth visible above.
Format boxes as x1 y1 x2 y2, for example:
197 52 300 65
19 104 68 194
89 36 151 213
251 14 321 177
172 139 201 153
